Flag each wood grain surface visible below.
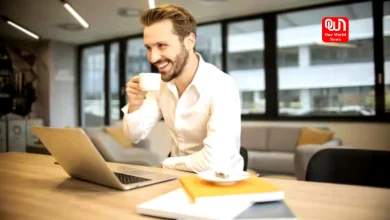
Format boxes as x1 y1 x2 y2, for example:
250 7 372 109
0 152 389 220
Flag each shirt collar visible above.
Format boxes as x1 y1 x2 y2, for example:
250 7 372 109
190 52 206 91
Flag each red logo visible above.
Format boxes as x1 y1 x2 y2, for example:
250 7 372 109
322 17 349 43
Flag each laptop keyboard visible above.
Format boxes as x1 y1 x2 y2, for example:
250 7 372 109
113 172 151 185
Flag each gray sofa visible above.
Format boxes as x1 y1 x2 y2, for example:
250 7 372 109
83 127 160 167
241 126 341 178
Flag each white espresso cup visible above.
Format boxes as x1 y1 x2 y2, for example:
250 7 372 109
139 73 161 91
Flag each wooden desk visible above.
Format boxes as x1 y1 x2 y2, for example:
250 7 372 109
0 152 389 220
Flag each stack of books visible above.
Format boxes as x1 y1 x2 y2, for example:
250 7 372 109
136 173 296 219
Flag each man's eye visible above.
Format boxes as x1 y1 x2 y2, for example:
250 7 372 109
158 44 167 49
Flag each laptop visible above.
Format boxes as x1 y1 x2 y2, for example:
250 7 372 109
31 126 177 191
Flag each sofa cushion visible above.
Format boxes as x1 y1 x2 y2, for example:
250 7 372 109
87 129 123 161
248 151 294 174
86 129 159 166
83 127 104 137
240 126 268 151
104 127 132 148
297 127 334 146
268 126 301 152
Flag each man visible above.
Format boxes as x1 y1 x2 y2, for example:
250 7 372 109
122 4 243 173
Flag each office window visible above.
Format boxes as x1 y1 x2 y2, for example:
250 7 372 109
110 43 120 123
227 19 265 114
81 46 105 126
197 24 222 69
277 2 375 116
242 91 254 110
126 38 150 81
229 50 264 71
384 1 390 112
310 39 373 65
279 47 299 67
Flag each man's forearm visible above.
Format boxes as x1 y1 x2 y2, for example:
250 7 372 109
162 156 194 172
162 149 216 173
122 105 144 143
121 96 162 144
127 101 141 114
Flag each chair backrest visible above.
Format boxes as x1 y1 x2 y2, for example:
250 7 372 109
306 148 390 188
240 146 248 171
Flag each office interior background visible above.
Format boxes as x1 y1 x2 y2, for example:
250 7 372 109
0 0 389 155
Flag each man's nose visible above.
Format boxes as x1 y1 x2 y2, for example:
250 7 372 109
148 49 161 64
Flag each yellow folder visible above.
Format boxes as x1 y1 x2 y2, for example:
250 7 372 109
179 174 284 205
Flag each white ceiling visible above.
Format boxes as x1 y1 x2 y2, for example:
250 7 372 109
0 0 342 45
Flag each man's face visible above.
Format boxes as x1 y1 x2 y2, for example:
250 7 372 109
144 19 189 82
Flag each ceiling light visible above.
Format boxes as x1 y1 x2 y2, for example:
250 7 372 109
148 0 155 9
117 8 141 17
61 0 89 28
1 15 40 40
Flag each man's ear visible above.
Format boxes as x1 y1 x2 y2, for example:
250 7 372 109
185 33 196 51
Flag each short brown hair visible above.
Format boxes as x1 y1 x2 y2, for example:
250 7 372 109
140 5 197 40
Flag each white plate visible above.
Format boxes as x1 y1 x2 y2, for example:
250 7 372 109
197 170 250 185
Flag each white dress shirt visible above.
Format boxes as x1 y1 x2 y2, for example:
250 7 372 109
121 54 243 173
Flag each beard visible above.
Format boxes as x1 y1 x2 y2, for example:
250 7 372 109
155 45 189 82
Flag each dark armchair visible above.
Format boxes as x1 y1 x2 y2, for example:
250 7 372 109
306 148 390 188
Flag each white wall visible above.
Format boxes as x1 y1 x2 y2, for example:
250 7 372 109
2 39 78 127
2 39 52 124
142 121 390 157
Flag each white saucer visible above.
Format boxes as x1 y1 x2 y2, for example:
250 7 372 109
197 170 250 185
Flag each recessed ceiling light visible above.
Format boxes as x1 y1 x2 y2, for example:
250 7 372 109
148 0 155 9
117 8 141 17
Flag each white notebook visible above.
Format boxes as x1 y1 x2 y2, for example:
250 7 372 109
136 188 297 220
136 188 252 220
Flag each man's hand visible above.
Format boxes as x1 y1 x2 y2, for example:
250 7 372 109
126 75 148 113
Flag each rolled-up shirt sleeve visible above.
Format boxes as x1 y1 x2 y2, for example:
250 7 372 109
122 92 162 144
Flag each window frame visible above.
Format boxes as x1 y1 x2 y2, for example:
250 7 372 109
77 0 390 125
78 45 106 126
